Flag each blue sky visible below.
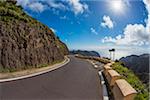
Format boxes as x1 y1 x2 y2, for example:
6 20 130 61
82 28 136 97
17 0 150 59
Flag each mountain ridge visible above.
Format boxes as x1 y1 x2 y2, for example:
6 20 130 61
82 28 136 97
70 50 100 57
119 53 149 84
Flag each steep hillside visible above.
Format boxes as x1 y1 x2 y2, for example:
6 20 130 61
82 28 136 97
0 1 69 72
119 54 149 84
70 50 100 57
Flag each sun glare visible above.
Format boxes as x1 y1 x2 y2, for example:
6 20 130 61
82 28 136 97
112 1 122 10
109 0 125 14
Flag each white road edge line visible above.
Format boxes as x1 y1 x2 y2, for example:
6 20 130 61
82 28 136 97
0 57 70 83
98 71 109 100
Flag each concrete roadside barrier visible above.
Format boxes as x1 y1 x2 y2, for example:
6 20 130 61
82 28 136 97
103 65 112 77
112 79 137 100
106 63 112 66
106 70 121 87
102 62 137 100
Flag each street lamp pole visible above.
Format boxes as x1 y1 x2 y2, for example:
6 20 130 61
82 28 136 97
109 49 112 60
109 49 115 61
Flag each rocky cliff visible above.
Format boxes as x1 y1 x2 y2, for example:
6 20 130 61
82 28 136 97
0 1 69 71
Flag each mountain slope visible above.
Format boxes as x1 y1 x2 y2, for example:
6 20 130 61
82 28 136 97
0 1 68 71
119 54 149 84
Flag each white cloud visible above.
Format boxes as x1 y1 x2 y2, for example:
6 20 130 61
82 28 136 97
102 24 150 46
17 0 65 9
17 0 88 15
118 24 149 45
17 0 29 7
68 0 88 15
102 0 150 46
28 2 46 12
102 36 116 43
17 0 46 12
47 1 66 10
90 28 98 35
101 15 114 29
17 0 66 13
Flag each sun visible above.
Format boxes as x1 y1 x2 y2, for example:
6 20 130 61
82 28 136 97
109 0 125 14
112 1 123 11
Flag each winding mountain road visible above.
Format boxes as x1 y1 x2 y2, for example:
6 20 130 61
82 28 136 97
0 56 103 100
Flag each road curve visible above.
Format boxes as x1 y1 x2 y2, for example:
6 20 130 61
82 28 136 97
0 55 103 100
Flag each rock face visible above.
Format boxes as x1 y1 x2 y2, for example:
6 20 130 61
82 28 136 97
70 50 100 57
0 1 68 71
119 54 149 84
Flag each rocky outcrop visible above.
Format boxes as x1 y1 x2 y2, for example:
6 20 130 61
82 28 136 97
0 1 68 71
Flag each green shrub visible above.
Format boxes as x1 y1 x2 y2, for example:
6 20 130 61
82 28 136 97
0 1 33 23
0 67 9 73
38 64 48 68
0 67 17 73
112 62 149 100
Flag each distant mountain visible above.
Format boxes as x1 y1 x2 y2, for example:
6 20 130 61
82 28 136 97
70 50 100 57
0 1 68 71
119 54 149 84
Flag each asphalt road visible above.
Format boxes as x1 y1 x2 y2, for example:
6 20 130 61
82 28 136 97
0 56 103 100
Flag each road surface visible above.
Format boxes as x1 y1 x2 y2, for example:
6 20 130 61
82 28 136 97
0 56 103 100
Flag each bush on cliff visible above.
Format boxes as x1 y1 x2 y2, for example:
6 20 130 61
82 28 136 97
112 62 149 100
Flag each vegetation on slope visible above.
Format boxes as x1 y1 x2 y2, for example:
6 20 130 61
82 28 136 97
119 54 149 85
0 1 68 72
112 62 149 100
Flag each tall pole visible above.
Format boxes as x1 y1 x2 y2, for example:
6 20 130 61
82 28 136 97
109 49 115 61
113 51 115 61
112 49 115 61
109 51 111 59
109 50 111 60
